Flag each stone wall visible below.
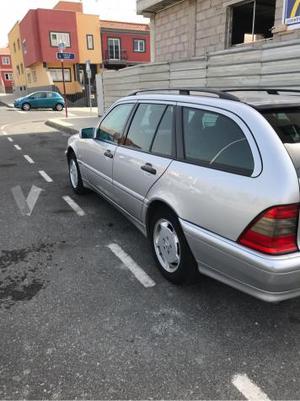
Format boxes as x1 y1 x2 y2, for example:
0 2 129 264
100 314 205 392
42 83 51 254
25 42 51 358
152 0 300 62
155 1 189 61
195 0 227 56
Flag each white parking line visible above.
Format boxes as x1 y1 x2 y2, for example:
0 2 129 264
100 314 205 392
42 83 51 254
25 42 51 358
24 155 35 164
7 137 13 142
14 144 22 150
62 196 85 216
232 374 271 401
107 243 156 288
39 170 53 183
17 110 26 114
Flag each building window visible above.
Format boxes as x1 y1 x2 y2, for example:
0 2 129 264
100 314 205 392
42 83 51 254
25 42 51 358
31 70 37 82
50 32 71 47
20 63 24 74
49 68 71 82
22 39 27 55
133 39 145 53
2 56 10 65
17 38 20 50
27 72 31 84
108 38 121 59
16 65 20 75
4 73 13 80
230 0 276 46
13 42 16 53
86 34 94 50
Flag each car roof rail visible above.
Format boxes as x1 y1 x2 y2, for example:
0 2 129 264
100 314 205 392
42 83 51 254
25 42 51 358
224 88 300 96
128 88 240 101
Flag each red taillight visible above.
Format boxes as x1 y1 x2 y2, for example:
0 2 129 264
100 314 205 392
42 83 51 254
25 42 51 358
238 204 299 255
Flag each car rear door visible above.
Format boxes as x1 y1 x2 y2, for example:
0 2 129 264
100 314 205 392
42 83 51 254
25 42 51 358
77 102 135 199
112 101 176 220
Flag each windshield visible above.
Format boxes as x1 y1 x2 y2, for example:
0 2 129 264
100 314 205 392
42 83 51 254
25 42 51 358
261 107 300 143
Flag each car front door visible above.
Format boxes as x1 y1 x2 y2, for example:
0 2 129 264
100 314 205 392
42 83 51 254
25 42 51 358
28 92 47 108
112 102 175 220
78 102 135 199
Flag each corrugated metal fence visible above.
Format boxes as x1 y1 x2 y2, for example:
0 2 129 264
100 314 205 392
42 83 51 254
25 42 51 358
97 39 300 111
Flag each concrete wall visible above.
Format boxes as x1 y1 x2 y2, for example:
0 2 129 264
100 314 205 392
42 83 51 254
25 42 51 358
149 0 300 62
98 38 300 110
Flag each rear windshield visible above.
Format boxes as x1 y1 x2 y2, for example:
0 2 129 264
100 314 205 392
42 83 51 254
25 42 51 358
261 107 300 143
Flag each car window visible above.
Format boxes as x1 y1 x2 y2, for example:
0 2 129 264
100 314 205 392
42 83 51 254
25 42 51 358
96 103 134 144
32 92 46 99
183 107 254 176
124 103 166 151
47 93 55 98
261 108 300 143
151 106 174 156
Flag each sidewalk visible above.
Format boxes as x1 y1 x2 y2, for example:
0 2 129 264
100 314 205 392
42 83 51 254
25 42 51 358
0 94 16 107
45 115 100 135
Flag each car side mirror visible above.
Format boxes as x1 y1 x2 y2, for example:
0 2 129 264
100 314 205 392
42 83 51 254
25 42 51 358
80 127 95 139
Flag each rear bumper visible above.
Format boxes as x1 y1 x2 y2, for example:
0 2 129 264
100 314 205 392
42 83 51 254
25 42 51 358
180 219 300 302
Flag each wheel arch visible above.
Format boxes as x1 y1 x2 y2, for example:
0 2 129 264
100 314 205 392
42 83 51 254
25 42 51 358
66 146 76 161
145 199 179 237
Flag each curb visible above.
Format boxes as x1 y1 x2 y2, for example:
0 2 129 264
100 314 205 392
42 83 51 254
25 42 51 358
45 120 78 135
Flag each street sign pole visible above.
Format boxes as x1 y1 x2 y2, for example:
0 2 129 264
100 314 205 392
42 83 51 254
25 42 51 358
58 42 68 118
61 60 68 118
88 74 92 113
86 60 92 113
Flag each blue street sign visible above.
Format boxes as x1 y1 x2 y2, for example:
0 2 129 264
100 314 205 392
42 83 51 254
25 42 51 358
56 52 75 60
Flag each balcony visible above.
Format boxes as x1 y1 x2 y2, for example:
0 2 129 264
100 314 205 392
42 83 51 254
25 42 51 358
103 50 129 66
136 0 180 15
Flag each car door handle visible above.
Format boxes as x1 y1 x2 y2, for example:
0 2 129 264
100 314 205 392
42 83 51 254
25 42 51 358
104 150 114 159
141 163 157 175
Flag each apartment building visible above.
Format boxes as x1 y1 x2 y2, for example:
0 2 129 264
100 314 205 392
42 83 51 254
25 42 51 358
0 48 13 93
101 21 150 69
137 0 300 61
8 1 101 101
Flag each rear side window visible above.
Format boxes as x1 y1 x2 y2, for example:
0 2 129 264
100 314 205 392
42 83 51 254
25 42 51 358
124 103 166 151
97 103 134 144
182 107 254 176
151 106 174 156
261 108 300 143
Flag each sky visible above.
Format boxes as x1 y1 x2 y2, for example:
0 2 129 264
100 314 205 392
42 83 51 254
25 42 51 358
0 0 148 47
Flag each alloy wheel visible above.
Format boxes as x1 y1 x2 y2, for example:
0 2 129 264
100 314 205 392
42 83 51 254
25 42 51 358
153 218 181 273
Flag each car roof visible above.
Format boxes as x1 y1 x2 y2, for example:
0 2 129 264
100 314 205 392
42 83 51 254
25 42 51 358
123 88 300 110
226 91 300 109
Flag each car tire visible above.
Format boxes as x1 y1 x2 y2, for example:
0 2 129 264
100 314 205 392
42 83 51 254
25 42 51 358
68 154 85 195
22 103 31 111
54 103 64 111
149 208 198 284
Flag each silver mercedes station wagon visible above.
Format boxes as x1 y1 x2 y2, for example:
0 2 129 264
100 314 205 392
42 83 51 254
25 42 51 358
66 88 300 302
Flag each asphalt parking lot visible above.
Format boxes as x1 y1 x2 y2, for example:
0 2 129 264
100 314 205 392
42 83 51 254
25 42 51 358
1 106 300 400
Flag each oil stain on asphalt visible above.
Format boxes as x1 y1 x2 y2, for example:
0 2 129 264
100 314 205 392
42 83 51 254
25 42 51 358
0 243 54 309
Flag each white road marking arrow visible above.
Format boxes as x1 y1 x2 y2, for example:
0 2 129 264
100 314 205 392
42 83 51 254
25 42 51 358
11 185 43 216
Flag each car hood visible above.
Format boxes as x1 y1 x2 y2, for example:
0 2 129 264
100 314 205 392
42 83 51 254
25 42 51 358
15 97 27 102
